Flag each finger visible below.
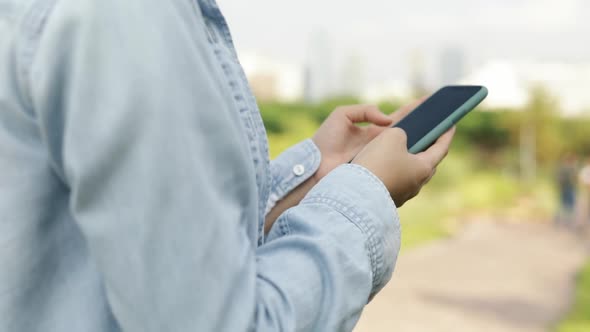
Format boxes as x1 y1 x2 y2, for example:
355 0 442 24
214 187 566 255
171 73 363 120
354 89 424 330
368 96 427 138
365 107 394 126
344 105 392 126
389 95 429 123
365 106 399 137
416 126 456 167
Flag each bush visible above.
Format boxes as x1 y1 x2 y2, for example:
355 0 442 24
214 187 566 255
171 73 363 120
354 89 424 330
308 96 361 124
456 111 511 150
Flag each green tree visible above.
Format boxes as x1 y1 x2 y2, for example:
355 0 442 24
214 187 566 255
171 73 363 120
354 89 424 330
525 86 563 164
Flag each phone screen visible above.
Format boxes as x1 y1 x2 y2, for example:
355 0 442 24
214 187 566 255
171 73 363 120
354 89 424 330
393 86 482 150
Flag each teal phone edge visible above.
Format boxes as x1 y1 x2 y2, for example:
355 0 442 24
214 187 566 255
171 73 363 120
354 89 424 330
408 86 488 154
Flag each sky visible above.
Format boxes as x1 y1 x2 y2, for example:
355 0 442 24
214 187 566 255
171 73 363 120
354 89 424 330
218 0 590 86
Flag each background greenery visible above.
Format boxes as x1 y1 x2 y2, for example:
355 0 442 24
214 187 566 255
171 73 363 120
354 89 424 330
261 88 590 247
260 89 590 330
557 260 590 332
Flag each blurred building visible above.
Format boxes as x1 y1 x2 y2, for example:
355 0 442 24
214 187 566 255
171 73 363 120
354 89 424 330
408 49 428 98
461 61 529 110
304 31 335 103
439 47 466 86
462 60 590 115
239 52 303 102
518 61 590 116
247 73 279 101
361 79 413 103
337 53 364 97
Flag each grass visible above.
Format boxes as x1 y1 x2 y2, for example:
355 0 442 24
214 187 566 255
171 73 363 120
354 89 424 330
263 101 588 324
268 129 554 250
556 261 590 332
397 152 555 249
397 195 454 249
262 105 556 250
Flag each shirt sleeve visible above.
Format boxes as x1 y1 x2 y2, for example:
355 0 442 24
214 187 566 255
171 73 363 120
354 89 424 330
266 139 321 215
26 1 401 331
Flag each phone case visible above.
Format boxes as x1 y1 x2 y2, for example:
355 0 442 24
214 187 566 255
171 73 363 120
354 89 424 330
409 86 488 154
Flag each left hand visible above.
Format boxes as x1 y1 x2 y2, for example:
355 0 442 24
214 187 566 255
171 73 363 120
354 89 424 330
312 100 424 181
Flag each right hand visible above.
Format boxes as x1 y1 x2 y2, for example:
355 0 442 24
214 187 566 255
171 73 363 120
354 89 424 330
352 126 455 207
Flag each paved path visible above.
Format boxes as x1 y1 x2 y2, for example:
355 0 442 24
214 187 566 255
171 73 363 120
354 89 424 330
355 222 589 332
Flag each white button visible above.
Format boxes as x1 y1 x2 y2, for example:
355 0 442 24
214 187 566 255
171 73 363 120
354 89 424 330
293 164 305 176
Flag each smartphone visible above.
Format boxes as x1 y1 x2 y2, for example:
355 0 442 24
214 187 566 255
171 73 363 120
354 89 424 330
393 85 488 153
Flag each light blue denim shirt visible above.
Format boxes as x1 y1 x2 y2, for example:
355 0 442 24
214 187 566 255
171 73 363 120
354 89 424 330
0 0 401 331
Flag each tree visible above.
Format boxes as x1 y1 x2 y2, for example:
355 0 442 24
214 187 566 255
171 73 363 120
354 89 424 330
519 85 563 180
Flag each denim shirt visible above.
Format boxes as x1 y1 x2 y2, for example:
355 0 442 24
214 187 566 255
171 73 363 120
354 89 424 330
0 0 401 331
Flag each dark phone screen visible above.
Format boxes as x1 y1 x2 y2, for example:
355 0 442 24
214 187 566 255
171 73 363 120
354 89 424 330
393 86 481 149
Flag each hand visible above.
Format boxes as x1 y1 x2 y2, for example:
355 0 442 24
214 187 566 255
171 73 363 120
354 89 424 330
352 126 456 207
311 100 424 181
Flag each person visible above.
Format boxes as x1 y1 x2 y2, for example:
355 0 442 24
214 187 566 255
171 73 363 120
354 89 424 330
579 157 590 227
0 1 454 331
556 154 578 227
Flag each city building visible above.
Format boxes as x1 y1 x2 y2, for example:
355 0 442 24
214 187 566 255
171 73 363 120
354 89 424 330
238 52 303 102
439 47 466 86
303 31 335 103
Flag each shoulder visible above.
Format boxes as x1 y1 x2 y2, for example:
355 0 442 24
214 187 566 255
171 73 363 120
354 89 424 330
27 0 204 39
22 0 210 69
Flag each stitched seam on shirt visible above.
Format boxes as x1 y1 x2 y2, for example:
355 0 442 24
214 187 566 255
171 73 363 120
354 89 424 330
207 31 269 244
209 6 272 243
345 164 392 202
271 170 285 197
267 139 320 214
279 140 319 194
303 164 398 292
277 210 292 237
302 139 322 172
301 196 380 290
204 4 270 231
342 164 395 287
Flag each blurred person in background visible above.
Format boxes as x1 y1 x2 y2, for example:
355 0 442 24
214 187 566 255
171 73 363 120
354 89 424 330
579 157 590 227
0 1 455 331
556 153 578 227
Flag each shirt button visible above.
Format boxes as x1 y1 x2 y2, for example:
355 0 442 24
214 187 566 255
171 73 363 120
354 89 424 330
293 164 305 176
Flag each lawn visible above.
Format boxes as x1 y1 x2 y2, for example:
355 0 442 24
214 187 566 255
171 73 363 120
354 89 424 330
556 261 590 332
396 152 555 249
262 100 583 327
265 116 555 250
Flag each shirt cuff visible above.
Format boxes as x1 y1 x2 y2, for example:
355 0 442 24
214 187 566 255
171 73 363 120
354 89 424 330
300 163 401 296
265 139 321 215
